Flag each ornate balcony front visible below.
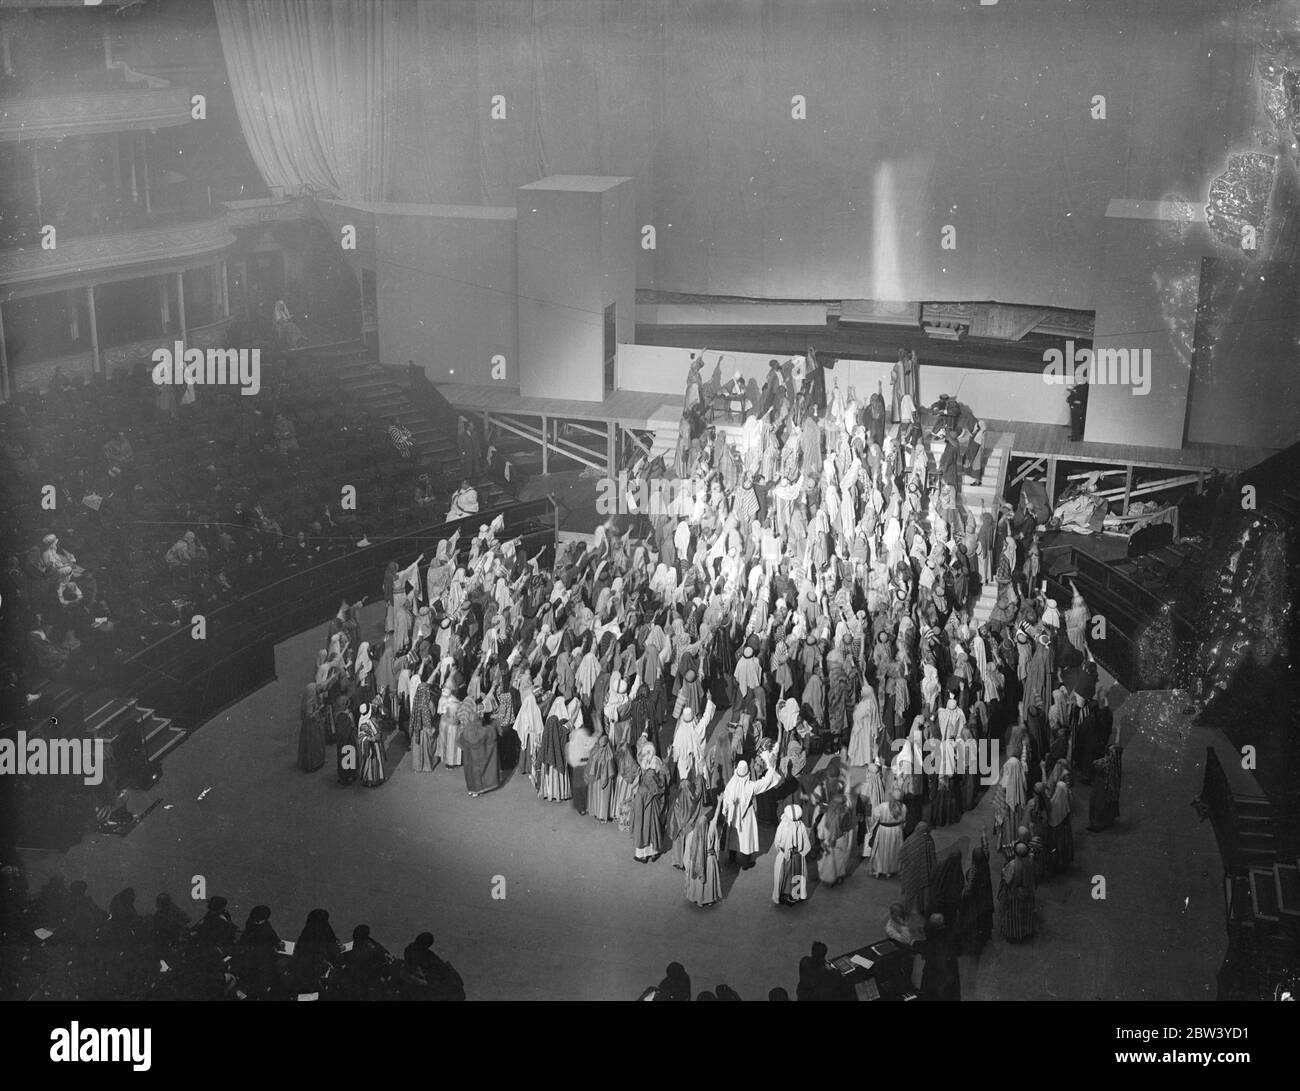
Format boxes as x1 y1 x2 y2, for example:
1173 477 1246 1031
0 64 192 142
0 215 235 301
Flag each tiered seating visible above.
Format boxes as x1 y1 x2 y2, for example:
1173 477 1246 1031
0 346 472 706
324 351 512 508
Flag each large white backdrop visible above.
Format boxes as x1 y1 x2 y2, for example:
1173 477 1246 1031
217 0 1265 310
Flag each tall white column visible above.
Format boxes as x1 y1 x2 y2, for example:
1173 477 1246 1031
175 272 187 339
140 131 151 214
0 301 10 402
86 286 101 375
127 132 138 204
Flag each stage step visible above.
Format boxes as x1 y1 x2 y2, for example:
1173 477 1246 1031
138 709 174 747
146 725 189 764
1235 796 1275 818
83 696 139 738
1249 866 1281 923
1275 864 1300 918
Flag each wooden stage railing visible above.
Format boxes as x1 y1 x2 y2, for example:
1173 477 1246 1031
122 497 557 731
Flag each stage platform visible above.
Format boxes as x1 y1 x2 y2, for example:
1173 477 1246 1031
991 418 1275 475
436 383 1274 480
435 382 684 430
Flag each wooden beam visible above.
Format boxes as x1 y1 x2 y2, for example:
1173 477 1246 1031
1097 474 1199 501
540 414 548 475
1009 456 1045 488
487 413 607 474
1046 457 1057 506
607 419 616 475
623 425 653 457
1066 468 1126 480
1122 464 1133 515
565 421 609 440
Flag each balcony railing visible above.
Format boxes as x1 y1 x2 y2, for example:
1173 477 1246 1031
0 215 235 296
0 62 191 141
124 497 559 729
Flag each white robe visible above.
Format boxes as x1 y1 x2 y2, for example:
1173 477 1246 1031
513 688 545 750
670 713 707 781
733 653 762 697
848 689 883 767
721 762 784 855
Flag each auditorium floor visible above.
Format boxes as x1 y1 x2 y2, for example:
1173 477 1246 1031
22 606 1224 1000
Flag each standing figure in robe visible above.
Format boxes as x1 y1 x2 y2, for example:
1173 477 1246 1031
614 742 640 832
586 729 617 821
720 755 785 869
847 686 884 767
899 821 937 915
631 742 669 862
298 683 327 772
334 696 358 786
357 704 387 788
684 803 725 908
998 841 1036 942
670 705 706 784
537 710 571 802
1065 583 1091 656
461 698 502 797
1087 744 1123 832
512 673 545 788
955 834 996 957
435 686 463 770
867 790 906 877
668 770 705 869
1045 762 1074 874
993 745 1028 853
772 804 813 905
816 791 856 887
408 666 438 773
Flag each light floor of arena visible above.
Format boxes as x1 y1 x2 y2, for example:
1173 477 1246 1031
22 603 1225 1001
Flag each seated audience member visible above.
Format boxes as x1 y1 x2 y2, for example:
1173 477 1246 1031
336 924 395 1000
399 932 466 1001
192 896 238 948
885 902 915 947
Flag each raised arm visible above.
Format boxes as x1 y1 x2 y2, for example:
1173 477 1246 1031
753 755 786 795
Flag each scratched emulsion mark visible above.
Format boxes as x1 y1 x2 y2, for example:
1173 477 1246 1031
1257 55 1300 150
1204 152 1276 252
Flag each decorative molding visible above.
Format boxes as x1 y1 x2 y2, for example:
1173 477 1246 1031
9 320 235 396
836 299 920 327
0 83 192 141
0 218 235 299
221 197 311 229
924 300 1094 341
921 301 977 326
1034 309 1096 338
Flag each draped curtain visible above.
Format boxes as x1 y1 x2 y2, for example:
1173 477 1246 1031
215 0 1257 307
213 0 398 202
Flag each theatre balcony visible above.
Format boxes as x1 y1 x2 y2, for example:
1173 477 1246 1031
0 213 235 300
0 64 192 143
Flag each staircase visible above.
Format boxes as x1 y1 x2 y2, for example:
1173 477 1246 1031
959 433 1011 626
321 348 510 509
83 695 187 787
1245 849 1300 940
646 416 680 464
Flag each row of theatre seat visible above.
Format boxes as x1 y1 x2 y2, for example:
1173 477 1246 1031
1 349 540 744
